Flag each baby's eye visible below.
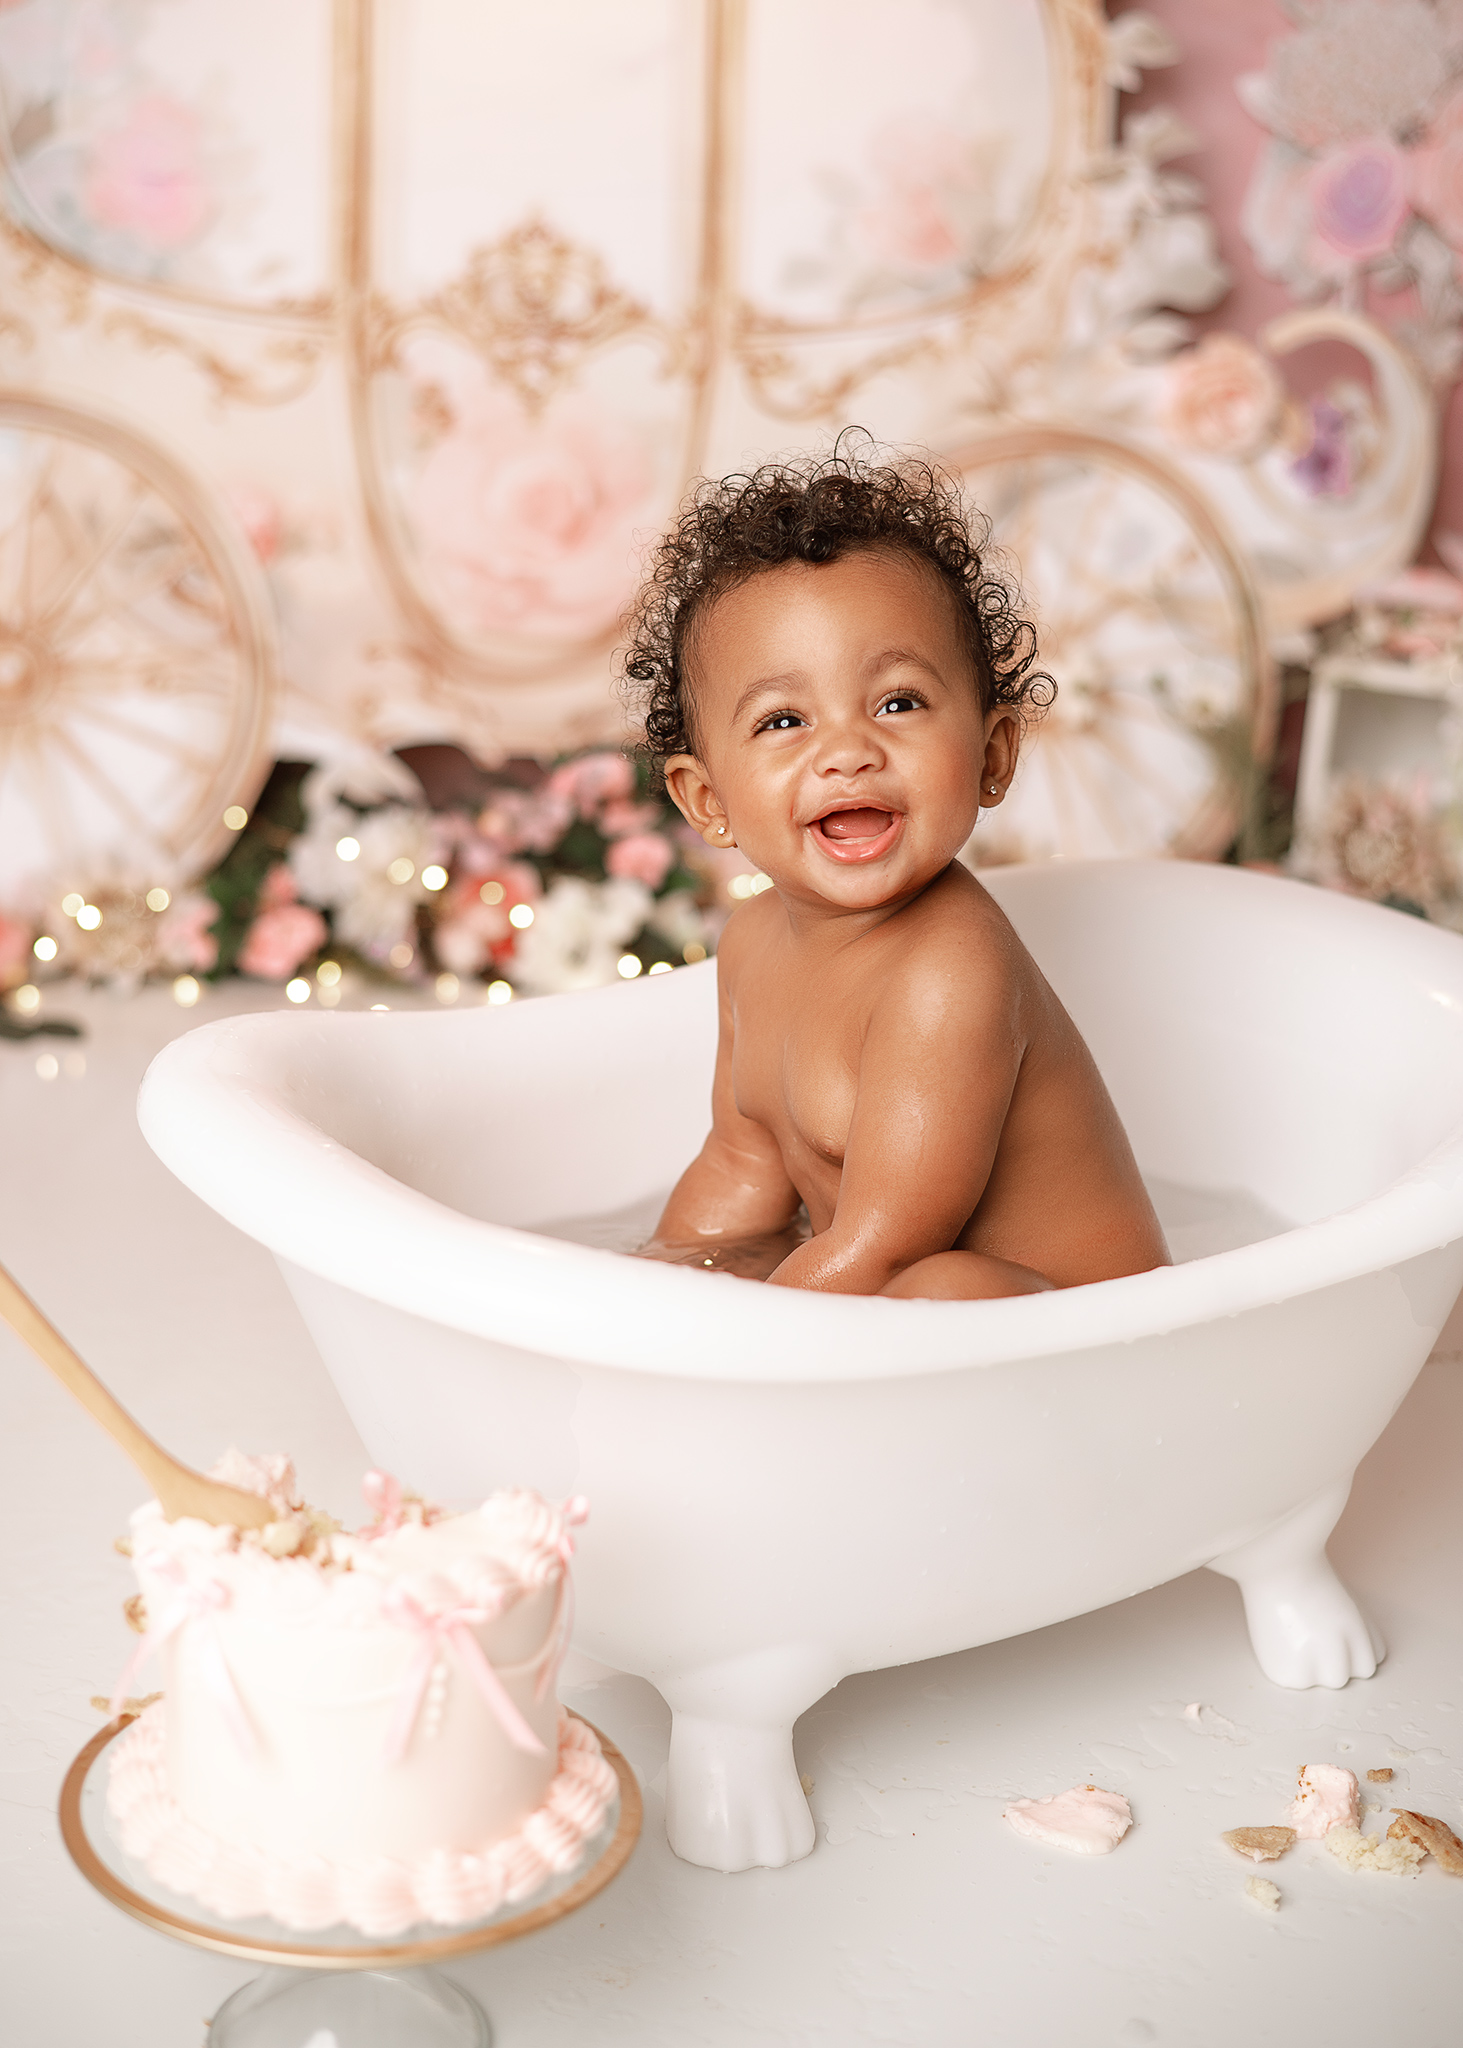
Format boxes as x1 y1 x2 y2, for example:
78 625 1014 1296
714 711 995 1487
875 692 924 716
756 710 805 733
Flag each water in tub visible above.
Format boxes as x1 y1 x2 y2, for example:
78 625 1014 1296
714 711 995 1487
540 1179 1293 1266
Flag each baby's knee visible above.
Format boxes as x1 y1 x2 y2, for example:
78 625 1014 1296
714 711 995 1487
881 1251 1054 1301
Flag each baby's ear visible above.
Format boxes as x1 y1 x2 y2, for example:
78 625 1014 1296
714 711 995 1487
664 756 736 848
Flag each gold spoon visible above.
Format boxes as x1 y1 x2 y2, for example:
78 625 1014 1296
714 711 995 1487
0 1260 274 1530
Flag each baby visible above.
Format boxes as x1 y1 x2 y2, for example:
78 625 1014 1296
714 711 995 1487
624 447 1169 1299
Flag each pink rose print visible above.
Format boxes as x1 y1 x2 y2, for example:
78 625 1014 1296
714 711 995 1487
855 116 986 276
1308 138 1409 263
238 902 327 982
83 95 214 252
410 391 656 639
432 860 540 977
546 751 636 816
1411 91 1463 249
599 798 662 840
606 832 674 890
1159 334 1284 460
477 787 574 856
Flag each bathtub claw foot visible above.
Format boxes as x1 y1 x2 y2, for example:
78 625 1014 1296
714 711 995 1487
1207 1477 1383 1691
660 1649 840 1871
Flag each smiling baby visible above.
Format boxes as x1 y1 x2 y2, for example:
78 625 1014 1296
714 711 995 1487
624 444 1169 1300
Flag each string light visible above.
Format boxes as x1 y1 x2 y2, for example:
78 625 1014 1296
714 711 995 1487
683 941 707 963
616 954 642 979
285 978 310 1003
648 960 673 976
421 864 448 892
486 980 513 1005
76 903 102 930
508 902 534 929
223 806 249 831
32 935 57 961
369 1002 390 1011
60 893 84 918
318 984 341 1008
728 872 774 900
35 1052 58 1081
435 972 460 1004
172 976 201 1007
146 887 170 913
479 880 505 905
335 836 360 862
388 942 413 969
316 959 342 986
386 857 415 885
10 983 40 1015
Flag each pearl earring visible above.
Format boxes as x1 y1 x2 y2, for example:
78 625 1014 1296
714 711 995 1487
988 783 998 795
716 824 727 835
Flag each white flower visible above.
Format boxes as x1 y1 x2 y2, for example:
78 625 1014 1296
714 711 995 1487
1104 12 1179 92
647 888 712 956
289 803 434 961
510 876 651 995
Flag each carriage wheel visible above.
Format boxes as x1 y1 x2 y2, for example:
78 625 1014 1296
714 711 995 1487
949 428 1274 867
0 392 275 906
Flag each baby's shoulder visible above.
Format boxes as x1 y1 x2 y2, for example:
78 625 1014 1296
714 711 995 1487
880 872 1033 1013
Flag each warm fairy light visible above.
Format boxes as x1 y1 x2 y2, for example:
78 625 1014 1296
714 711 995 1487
369 1002 390 1011
648 960 673 976
486 979 513 1005
285 978 311 1003
316 959 342 985
223 806 249 831
616 954 642 979
683 941 707 964
11 983 40 1015
172 975 201 1007
479 879 505 905
508 902 534 929
145 887 170 913
60 893 84 918
76 903 102 930
318 984 341 1008
386 856 415 885
335 835 360 862
421 864 448 892
728 872 774 901
35 1052 58 1081
388 941 414 969
32 935 57 961
435 972 460 1004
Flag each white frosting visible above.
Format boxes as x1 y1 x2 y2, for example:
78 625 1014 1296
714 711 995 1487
1287 1763 1359 1840
1003 1785 1133 1855
108 1699 618 1935
114 1480 582 1870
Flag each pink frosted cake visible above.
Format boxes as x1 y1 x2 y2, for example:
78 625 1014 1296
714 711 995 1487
105 1455 618 1937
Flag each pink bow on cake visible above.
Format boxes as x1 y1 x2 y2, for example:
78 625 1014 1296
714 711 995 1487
379 1585 547 1765
109 1552 258 1758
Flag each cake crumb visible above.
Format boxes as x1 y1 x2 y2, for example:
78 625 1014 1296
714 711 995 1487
1366 1767 1393 1784
122 1594 147 1636
1388 1811 1463 1874
1223 1826 1296 1863
1245 1876 1281 1912
1325 1824 1426 1875
800 1773 815 1795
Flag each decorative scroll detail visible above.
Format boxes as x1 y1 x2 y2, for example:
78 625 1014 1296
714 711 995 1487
101 304 334 410
410 219 655 413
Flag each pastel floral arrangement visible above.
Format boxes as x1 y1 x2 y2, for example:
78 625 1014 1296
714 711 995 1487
0 747 728 1013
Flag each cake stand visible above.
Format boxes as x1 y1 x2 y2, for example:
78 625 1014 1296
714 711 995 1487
60 1712 642 2047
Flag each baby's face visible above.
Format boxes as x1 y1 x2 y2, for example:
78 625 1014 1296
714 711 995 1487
669 551 1014 915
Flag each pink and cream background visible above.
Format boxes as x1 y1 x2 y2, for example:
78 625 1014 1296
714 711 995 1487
0 0 1454 919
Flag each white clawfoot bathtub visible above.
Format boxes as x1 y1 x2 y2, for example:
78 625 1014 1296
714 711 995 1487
138 862 1463 1873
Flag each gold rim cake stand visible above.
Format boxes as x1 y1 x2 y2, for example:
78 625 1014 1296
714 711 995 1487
60 1711 642 2045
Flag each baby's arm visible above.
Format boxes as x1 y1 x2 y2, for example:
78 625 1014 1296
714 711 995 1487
639 952 802 1275
768 946 1040 1297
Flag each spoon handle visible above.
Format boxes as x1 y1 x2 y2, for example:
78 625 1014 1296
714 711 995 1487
0 1261 273 1528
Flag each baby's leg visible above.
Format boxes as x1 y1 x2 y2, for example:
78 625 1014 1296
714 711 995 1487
881 1252 1054 1300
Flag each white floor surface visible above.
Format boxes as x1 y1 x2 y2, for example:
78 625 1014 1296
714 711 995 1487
2 980 1462 2048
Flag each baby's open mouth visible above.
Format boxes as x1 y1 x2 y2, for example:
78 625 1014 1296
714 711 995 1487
812 807 896 843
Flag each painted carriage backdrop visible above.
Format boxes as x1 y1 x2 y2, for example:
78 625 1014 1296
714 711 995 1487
0 0 1448 1002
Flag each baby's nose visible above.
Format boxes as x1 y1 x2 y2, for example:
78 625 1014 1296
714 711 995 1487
814 712 886 776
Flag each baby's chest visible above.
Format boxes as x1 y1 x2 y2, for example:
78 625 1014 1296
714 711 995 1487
731 1005 860 1164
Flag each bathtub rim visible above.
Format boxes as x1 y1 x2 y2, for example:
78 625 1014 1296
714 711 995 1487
137 910 1463 1385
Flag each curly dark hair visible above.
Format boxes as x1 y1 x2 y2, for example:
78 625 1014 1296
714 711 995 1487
620 436 1054 776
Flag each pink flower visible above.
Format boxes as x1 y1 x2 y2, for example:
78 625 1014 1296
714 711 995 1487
1159 334 1284 459
855 115 983 275
226 485 282 566
256 863 299 911
432 861 539 975
477 788 573 855
83 95 214 251
606 832 674 890
238 903 327 981
599 798 662 840
1410 90 1463 248
1309 138 1409 262
410 388 656 638
159 898 219 973
0 909 31 989
546 751 635 816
